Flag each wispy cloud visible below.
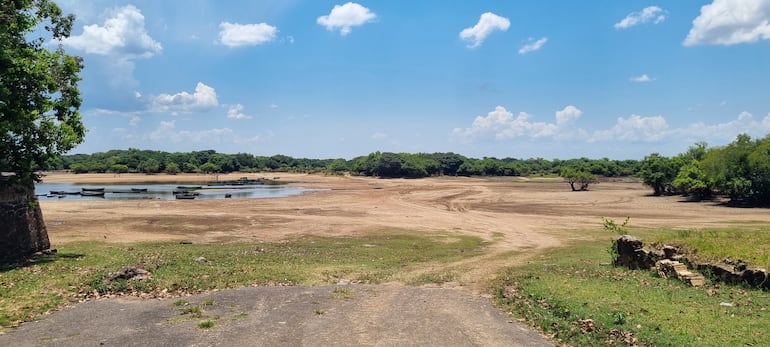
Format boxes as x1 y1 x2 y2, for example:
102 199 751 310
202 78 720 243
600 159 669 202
226 104 253 120
518 37 548 55
460 12 510 48
630 74 654 83
614 6 667 29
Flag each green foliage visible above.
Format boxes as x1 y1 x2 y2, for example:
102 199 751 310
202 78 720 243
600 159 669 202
198 162 219 174
164 162 180 175
638 153 679 195
326 159 349 174
1 0 85 184
602 217 629 263
651 134 770 204
602 217 629 235
560 167 598 191
109 164 129 174
53 149 642 179
672 160 711 199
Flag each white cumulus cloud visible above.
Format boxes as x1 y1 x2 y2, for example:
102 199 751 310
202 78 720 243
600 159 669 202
149 82 219 114
680 111 770 141
63 5 161 58
614 6 667 29
590 115 669 142
460 12 510 48
453 105 586 141
518 37 548 55
226 104 253 120
219 22 278 47
317 2 377 36
630 74 654 82
684 0 770 46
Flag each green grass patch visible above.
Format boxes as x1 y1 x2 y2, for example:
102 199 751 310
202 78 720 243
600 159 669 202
0 232 482 331
407 271 457 285
197 320 214 329
492 239 770 346
647 227 770 269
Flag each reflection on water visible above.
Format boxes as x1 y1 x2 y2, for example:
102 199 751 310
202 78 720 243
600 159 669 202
35 182 321 200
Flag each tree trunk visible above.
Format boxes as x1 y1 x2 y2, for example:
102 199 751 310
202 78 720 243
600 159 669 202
0 179 50 262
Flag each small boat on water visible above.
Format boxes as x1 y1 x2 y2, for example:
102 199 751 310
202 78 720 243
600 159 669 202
50 190 80 195
175 194 196 200
131 188 148 192
111 189 142 194
177 186 202 190
173 189 200 195
81 187 105 192
80 190 105 197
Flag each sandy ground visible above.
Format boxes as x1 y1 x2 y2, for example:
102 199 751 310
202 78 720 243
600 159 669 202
13 172 770 346
39 172 770 289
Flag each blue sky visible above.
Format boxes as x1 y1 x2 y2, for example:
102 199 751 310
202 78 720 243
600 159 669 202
54 1 770 160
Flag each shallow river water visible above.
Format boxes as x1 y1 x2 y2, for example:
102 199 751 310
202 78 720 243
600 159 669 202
35 182 318 201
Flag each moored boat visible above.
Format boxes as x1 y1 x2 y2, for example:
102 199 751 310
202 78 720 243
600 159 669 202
81 187 105 192
50 190 80 195
80 190 105 196
175 194 196 200
173 190 196 195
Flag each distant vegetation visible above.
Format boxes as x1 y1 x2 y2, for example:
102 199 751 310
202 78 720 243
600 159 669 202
44 148 639 179
43 133 770 204
638 134 770 205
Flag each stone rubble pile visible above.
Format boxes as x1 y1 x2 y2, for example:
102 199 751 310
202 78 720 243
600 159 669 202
614 235 769 290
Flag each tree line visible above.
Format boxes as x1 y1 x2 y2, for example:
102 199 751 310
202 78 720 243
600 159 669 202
47 149 640 179
638 134 770 205
43 133 770 205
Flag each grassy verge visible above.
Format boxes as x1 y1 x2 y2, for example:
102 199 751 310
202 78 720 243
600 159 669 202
0 231 482 331
648 227 770 269
492 228 770 346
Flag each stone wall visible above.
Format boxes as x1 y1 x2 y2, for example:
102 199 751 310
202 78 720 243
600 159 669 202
614 235 769 290
0 182 50 262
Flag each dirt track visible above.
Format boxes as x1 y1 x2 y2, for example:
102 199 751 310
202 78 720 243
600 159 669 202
19 172 770 346
38 172 770 290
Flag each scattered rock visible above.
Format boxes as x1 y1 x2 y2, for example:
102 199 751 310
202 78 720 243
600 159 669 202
105 267 151 282
662 245 678 259
195 256 209 264
614 235 657 269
